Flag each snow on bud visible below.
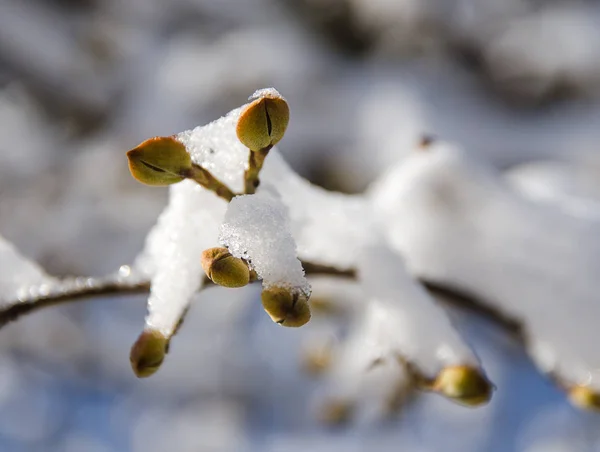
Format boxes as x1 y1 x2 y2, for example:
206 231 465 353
261 286 311 327
236 89 289 151
127 136 192 186
432 366 493 406
568 385 600 412
201 247 250 288
130 329 168 378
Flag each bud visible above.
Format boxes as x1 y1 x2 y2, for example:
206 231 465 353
201 247 250 288
261 286 311 327
130 329 168 378
301 343 333 375
432 366 493 406
418 133 436 150
568 385 600 412
319 399 353 426
127 136 192 186
236 91 289 151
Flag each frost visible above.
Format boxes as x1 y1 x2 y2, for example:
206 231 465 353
370 140 600 390
220 190 309 294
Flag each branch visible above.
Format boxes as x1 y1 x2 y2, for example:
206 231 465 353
0 275 149 328
0 263 521 335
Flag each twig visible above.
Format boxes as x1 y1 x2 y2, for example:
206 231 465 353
0 276 150 328
244 145 272 194
186 164 237 201
0 263 520 336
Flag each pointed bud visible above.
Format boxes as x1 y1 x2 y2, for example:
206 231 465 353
130 329 168 378
568 385 600 412
127 136 192 186
432 366 493 406
261 286 311 327
201 247 250 288
236 91 289 151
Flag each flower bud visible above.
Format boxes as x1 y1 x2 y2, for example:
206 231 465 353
319 399 353 426
568 385 600 411
301 343 333 375
432 366 493 406
127 136 192 186
236 91 289 151
130 329 168 378
201 247 250 288
261 286 311 327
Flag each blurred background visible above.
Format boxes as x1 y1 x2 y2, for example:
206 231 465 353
1 0 600 450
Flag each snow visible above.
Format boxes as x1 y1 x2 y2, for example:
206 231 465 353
506 160 600 219
177 107 248 194
322 306 413 422
134 182 226 337
261 152 379 270
0 235 56 303
357 245 479 377
249 87 284 102
124 96 480 391
7 0 600 448
370 140 600 390
220 190 309 294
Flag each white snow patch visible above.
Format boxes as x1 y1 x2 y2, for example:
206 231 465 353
371 141 600 389
0 235 57 304
220 189 309 294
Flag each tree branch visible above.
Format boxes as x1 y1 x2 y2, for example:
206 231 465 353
0 275 149 328
0 263 521 336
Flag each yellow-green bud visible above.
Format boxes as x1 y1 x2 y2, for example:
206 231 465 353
432 366 493 406
201 247 250 288
127 136 192 186
130 329 168 378
319 399 353 426
236 93 289 151
261 286 311 327
301 343 333 375
568 385 600 412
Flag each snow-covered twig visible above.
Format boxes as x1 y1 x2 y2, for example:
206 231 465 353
8 87 599 414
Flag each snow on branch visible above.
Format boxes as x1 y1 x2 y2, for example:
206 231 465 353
370 139 600 410
2 88 600 414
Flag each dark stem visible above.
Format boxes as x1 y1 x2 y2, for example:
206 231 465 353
0 263 521 337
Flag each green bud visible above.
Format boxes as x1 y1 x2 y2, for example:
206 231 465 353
127 136 192 186
432 366 493 406
261 286 311 327
236 93 289 151
201 247 250 288
568 385 600 412
130 329 168 378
